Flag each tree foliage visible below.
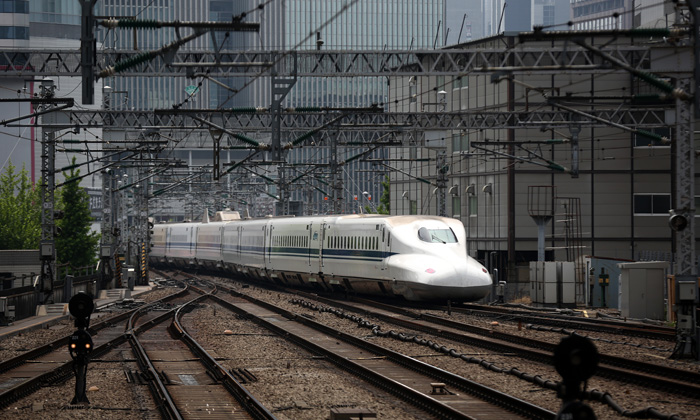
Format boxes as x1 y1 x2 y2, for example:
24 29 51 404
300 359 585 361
365 175 390 215
56 160 100 267
0 162 41 249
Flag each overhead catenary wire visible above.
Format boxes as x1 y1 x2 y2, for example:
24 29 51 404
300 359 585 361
82 0 684 205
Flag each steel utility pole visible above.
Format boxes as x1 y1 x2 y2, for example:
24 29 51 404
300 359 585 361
436 150 448 217
99 169 115 292
670 0 699 360
671 75 698 359
38 78 58 304
270 52 297 215
80 0 97 104
99 87 115 292
330 128 343 215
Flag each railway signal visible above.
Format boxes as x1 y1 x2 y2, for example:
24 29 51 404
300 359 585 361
554 335 598 420
68 292 94 404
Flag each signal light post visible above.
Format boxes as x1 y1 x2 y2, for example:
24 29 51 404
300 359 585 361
68 293 94 404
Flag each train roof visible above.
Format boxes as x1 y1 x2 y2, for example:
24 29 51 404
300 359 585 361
154 213 461 227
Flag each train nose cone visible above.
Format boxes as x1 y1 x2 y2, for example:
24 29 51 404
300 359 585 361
470 261 493 287
419 258 492 301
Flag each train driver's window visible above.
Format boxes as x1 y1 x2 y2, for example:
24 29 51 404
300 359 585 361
418 227 458 243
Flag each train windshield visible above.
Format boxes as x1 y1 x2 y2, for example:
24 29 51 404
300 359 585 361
418 227 457 243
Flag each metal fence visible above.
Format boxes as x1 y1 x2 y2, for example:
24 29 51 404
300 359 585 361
0 266 100 323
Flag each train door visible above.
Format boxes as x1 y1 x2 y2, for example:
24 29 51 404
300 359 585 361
219 226 224 261
307 222 314 267
308 222 323 272
165 227 171 253
237 226 242 260
319 222 326 271
190 226 196 257
266 223 274 265
380 225 388 271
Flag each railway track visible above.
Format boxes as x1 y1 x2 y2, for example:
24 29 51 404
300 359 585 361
0 277 274 419
206 283 555 420
0 285 190 409
125 282 275 419
451 302 676 341
298 294 700 400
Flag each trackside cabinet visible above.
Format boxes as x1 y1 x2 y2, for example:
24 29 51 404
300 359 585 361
530 261 575 307
617 261 669 320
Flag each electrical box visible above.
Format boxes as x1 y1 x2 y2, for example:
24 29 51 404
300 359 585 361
100 245 112 258
618 261 668 320
529 261 575 307
678 281 697 301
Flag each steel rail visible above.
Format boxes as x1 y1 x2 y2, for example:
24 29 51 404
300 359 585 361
0 286 189 374
211 290 555 420
171 293 278 420
309 294 700 399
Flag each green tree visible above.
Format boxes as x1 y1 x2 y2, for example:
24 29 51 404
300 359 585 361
56 160 100 267
0 162 41 249
365 175 390 215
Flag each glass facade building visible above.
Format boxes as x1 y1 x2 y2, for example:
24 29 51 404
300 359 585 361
0 0 29 47
22 1 446 216
263 0 446 214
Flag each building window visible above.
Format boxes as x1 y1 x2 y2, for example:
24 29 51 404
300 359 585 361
468 196 478 217
452 75 467 90
634 127 671 147
409 77 417 103
634 194 671 215
0 26 29 40
452 132 468 152
436 75 445 90
2 1 28 14
452 196 461 218
409 200 417 215
542 5 555 26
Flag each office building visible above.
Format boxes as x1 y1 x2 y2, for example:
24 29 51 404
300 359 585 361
388 32 685 303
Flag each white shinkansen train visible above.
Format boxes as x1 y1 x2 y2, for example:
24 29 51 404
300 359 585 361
150 211 492 301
